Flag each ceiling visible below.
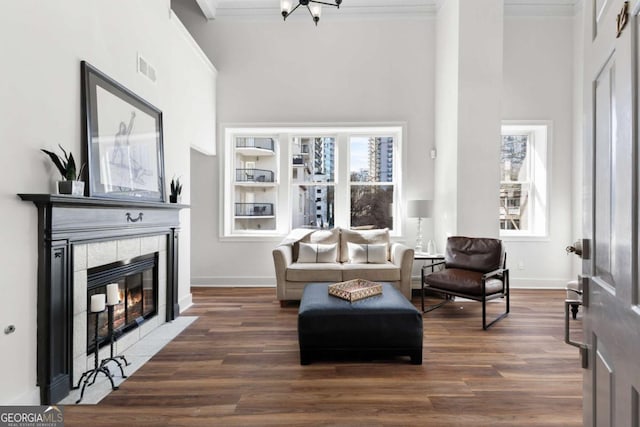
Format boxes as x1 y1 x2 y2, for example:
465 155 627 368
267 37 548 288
194 0 581 20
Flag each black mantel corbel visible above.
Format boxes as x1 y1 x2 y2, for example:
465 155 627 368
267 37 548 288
18 194 187 404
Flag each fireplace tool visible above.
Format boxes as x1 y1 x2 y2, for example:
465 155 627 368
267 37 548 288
73 294 118 404
99 299 130 377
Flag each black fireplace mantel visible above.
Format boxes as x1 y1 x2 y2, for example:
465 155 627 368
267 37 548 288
19 194 187 404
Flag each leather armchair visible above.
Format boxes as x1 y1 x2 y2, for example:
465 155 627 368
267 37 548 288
422 236 510 329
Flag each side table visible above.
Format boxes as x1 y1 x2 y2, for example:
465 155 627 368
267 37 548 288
415 252 445 312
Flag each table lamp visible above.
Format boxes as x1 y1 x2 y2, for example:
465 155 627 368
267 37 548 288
407 200 433 253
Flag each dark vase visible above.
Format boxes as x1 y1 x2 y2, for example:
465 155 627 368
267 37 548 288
169 194 179 203
58 180 85 196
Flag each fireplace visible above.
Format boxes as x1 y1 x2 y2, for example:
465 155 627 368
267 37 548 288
19 193 184 404
87 253 158 354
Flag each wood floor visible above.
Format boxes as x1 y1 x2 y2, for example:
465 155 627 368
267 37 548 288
65 288 583 426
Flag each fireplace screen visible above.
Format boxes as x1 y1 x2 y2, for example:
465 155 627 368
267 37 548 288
87 253 158 354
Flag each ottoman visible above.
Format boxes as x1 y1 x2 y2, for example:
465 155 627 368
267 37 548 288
298 282 423 365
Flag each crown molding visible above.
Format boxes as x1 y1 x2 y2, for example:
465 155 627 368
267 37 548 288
195 0 218 19
504 0 580 17
200 0 581 21
212 0 436 19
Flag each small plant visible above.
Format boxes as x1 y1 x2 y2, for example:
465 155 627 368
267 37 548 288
41 144 85 181
170 177 182 202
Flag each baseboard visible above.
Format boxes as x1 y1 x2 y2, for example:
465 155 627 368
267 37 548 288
195 276 569 289
179 293 193 312
412 275 570 289
3 387 40 405
191 276 276 287
508 278 570 289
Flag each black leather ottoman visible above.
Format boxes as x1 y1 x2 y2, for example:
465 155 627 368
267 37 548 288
298 282 423 365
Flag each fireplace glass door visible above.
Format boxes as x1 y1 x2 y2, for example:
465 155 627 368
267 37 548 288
87 253 158 354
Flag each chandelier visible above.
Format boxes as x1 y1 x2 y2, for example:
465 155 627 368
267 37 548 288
280 0 343 26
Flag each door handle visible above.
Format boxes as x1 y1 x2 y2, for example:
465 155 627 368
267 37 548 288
566 239 590 260
564 299 588 369
566 240 582 256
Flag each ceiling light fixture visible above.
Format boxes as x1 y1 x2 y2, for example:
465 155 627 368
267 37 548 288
280 0 342 26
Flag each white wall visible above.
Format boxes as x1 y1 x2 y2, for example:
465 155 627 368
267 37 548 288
501 16 576 287
456 0 503 239
435 0 503 246
174 1 578 288
434 0 460 251
171 3 437 286
571 3 584 279
0 0 206 404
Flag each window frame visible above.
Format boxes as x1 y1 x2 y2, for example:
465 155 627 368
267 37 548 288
347 135 397 230
290 135 337 229
221 124 404 240
222 129 281 240
499 121 551 240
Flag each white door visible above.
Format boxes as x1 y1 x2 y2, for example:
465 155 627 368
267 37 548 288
582 1 640 425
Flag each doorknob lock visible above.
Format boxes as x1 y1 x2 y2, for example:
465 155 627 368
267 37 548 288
566 240 583 256
566 239 590 259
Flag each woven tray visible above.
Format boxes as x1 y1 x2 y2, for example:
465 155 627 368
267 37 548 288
328 279 383 302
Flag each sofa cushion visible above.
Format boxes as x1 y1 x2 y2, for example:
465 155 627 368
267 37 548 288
341 262 401 282
294 228 340 262
286 262 343 282
424 268 504 296
298 242 339 263
347 242 388 264
340 228 390 263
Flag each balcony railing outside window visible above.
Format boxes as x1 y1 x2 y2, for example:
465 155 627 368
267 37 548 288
235 203 274 217
236 137 275 151
235 168 275 183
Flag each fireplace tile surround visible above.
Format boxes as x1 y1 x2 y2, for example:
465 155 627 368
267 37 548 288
72 236 167 385
19 194 185 404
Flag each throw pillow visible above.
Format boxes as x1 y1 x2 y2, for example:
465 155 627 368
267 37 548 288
340 228 390 262
347 242 388 264
293 228 340 262
297 242 338 263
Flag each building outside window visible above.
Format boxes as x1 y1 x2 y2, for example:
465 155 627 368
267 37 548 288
350 136 394 229
222 126 403 238
291 137 335 229
499 122 549 237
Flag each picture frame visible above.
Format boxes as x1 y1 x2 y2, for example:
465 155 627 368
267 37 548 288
81 61 165 202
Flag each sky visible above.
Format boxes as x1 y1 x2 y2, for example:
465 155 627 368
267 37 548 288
350 137 369 173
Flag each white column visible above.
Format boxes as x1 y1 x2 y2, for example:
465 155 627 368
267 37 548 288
434 0 503 247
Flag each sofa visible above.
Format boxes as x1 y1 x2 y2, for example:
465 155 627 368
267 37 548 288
273 227 414 305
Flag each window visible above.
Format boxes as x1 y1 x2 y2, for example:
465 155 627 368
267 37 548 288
349 136 394 229
291 136 335 229
222 126 403 238
223 133 279 237
499 122 549 237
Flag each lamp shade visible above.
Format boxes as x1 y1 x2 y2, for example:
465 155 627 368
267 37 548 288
407 200 433 218
281 0 292 13
310 3 322 17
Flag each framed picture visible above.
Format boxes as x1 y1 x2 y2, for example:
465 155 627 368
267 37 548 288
81 61 165 202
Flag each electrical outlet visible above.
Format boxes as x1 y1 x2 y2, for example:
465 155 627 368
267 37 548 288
518 261 525 270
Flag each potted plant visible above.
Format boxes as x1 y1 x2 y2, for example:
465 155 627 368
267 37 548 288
170 177 182 203
41 144 86 196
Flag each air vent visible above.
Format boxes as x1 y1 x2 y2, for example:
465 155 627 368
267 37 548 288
137 53 157 84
